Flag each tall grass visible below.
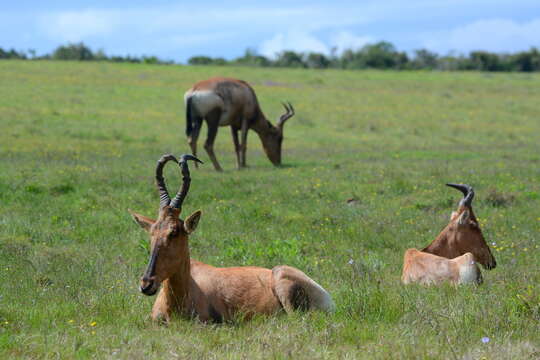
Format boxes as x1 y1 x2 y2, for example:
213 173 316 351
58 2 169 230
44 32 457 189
0 61 539 359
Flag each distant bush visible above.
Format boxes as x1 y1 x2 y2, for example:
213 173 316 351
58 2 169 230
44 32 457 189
410 49 438 70
511 48 540 72
233 49 271 67
0 48 27 59
274 51 306 68
361 42 408 69
142 56 173 65
52 42 95 61
109 55 142 63
467 51 516 71
47 42 170 64
188 56 215 65
338 42 408 70
2 42 540 72
305 52 330 69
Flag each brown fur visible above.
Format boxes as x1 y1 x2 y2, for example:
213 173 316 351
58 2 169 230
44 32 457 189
184 77 294 171
421 205 496 269
402 191 496 285
130 207 333 323
401 250 482 285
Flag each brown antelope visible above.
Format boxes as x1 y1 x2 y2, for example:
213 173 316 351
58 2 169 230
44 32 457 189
129 154 334 322
184 77 295 171
402 183 496 285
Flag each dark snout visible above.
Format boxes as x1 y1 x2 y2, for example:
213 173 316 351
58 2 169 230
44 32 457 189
484 257 497 270
268 151 281 166
140 276 159 296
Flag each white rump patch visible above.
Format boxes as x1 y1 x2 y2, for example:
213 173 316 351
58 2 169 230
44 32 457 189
185 90 224 118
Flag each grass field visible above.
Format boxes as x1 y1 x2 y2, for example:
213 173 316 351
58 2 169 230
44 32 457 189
0 60 539 359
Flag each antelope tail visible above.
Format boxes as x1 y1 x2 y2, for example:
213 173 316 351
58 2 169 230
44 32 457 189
301 276 335 312
185 96 194 137
272 265 335 313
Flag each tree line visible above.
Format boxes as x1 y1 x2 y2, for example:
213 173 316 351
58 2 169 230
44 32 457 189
1 41 539 72
0 43 173 65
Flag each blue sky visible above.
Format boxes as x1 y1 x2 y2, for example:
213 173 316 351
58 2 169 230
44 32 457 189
1 1 539 62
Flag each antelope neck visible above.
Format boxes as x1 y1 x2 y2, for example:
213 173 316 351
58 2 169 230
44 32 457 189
249 114 275 134
161 250 191 311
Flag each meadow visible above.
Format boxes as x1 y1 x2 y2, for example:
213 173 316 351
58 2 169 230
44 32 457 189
0 60 539 359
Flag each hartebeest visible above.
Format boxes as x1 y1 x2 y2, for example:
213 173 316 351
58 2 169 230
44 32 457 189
129 154 334 322
184 77 295 171
402 183 496 285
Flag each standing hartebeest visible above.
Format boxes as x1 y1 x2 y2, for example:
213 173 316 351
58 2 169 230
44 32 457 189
401 183 497 285
184 77 295 171
129 154 334 322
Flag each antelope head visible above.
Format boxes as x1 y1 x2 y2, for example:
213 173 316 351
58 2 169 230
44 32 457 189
423 183 497 270
261 102 295 166
130 154 203 296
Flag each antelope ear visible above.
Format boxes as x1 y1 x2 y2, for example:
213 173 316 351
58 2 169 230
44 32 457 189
129 210 155 232
184 210 202 234
457 209 471 226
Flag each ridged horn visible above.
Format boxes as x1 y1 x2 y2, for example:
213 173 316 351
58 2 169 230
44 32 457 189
170 154 203 210
277 101 295 131
155 154 179 208
446 183 474 207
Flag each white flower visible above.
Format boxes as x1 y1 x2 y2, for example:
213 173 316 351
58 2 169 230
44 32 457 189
348 259 354 265
481 337 490 344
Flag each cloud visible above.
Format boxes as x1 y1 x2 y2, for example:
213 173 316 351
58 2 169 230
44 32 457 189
39 10 116 42
37 4 367 42
259 32 330 58
161 32 237 48
9 2 539 61
423 18 540 54
34 4 372 59
331 31 373 53
259 30 374 58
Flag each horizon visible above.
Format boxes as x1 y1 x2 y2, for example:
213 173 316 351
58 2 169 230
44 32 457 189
1 1 539 63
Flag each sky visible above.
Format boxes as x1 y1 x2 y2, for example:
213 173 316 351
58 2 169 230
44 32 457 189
1 1 539 62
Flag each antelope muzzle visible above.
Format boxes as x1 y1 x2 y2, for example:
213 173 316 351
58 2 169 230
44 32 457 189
485 256 497 270
140 275 159 296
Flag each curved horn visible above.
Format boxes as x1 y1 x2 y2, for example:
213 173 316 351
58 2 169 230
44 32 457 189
446 183 474 207
170 154 203 210
156 154 179 208
277 101 295 131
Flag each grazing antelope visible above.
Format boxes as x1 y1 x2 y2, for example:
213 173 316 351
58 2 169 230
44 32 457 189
129 154 334 323
184 77 295 171
402 183 496 285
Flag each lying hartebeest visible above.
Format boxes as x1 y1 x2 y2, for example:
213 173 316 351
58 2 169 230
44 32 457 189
184 77 295 171
129 154 334 322
402 183 496 285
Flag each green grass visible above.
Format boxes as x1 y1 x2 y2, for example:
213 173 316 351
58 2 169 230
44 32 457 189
1 60 539 359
